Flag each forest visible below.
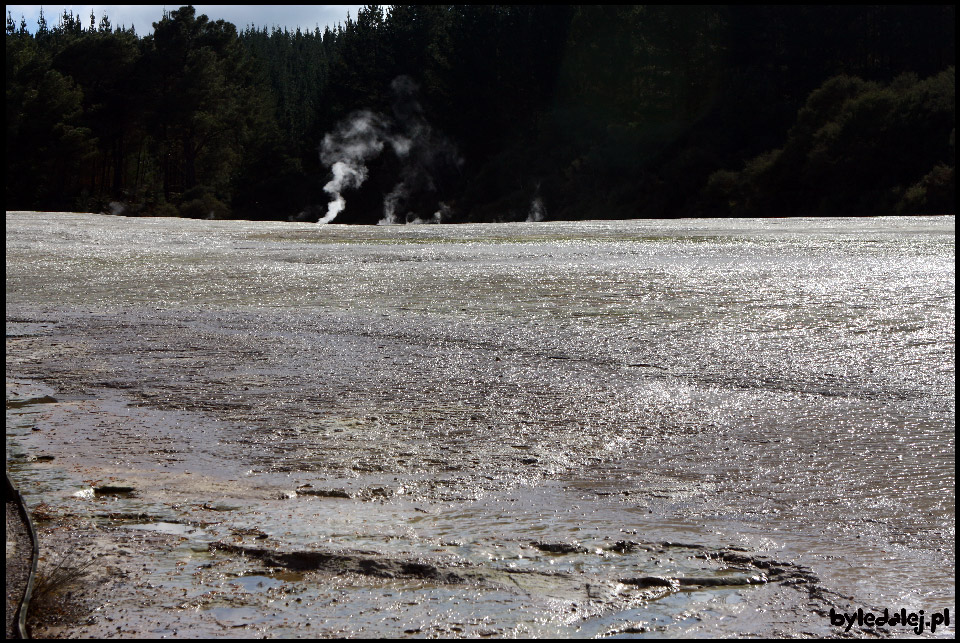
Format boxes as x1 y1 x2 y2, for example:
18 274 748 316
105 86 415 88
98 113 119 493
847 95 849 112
5 5 955 223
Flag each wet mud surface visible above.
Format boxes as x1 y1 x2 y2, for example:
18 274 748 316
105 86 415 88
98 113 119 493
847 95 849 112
6 212 955 637
5 497 31 639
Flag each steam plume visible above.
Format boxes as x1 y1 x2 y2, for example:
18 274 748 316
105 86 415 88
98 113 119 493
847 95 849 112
317 76 462 225
527 196 546 222
318 111 388 224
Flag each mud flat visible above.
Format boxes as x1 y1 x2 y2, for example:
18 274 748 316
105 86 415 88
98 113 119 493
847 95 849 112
6 211 955 637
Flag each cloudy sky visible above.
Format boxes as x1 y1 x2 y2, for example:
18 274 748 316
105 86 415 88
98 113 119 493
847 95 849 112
7 5 365 34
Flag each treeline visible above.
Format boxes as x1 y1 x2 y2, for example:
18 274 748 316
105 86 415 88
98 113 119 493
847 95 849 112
705 71 955 216
5 5 955 222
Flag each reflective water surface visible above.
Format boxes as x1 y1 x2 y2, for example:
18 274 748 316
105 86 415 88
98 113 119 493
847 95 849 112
6 212 955 638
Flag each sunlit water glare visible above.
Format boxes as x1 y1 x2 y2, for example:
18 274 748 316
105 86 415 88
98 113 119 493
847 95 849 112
6 212 954 637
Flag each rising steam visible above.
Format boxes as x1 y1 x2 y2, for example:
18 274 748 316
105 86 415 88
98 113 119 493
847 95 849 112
318 111 388 224
315 76 462 225
527 196 546 222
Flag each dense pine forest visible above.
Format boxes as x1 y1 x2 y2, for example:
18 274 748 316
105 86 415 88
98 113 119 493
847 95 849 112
5 5 955 223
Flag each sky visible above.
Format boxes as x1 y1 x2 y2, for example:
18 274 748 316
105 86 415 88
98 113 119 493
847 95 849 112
7 5 366 34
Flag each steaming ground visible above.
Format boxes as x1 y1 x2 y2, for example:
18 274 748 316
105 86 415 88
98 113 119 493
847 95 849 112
6 212 955 638
314 75 462 225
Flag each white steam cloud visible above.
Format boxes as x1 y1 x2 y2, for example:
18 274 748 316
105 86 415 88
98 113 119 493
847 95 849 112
526 196 546 222
316 76 462 225
318 111 388 224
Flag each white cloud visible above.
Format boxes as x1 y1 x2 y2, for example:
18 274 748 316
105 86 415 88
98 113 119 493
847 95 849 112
6 5 364 34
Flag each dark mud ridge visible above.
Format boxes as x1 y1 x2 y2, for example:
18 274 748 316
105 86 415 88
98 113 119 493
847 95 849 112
210 541 472 584
211 537 821 592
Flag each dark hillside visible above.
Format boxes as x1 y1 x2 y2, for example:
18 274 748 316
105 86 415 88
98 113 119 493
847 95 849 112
5 5 954 222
